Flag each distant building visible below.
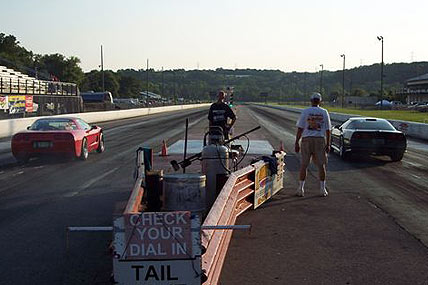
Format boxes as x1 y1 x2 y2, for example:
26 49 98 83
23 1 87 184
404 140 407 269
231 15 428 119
400 73 428 103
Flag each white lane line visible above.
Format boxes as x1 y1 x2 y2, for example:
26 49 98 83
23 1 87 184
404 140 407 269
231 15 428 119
403 161 424 168
79 167 119 191
12 171 24 177
63 167 119 198
63 191 79 198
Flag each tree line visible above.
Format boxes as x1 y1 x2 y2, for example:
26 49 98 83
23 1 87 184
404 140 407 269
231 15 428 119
1 33 428 102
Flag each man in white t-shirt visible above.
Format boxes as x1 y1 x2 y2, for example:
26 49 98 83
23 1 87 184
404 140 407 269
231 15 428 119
295 92 331 197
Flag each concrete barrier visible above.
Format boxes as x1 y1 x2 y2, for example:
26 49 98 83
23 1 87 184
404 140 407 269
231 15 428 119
0 104 210 138
256 104 428 141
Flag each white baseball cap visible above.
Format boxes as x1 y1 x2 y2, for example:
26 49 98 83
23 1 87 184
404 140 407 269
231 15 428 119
310 92 322 100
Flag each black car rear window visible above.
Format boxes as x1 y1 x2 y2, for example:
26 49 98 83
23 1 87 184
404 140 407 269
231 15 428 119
347 119 395 130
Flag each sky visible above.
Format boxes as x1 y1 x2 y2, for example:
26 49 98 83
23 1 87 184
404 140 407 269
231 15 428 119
1 0 427 73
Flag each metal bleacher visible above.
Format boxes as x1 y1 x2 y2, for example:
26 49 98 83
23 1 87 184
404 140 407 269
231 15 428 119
0 65 78 96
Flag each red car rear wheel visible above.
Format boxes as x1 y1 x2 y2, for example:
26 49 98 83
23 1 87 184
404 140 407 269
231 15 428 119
79 138 89 161
96 133 105 153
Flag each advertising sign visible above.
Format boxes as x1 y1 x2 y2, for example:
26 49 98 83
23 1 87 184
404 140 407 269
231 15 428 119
272 152 285 195
25 95 33 112
0 96 8 110
113 211 202 285
254 152 285 208
254 162 273 208
8 95 26 114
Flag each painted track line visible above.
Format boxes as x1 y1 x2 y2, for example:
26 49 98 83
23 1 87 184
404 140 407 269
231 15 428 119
63 167 119 197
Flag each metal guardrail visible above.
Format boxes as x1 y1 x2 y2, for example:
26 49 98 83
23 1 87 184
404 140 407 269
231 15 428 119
0 76 78 96
201 165 256 284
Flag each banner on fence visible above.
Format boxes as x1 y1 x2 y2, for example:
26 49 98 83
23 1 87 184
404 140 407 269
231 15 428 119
8 95 26 114
254 152 286 209
254 163 273 208
0 96 8 110
25 95 33 112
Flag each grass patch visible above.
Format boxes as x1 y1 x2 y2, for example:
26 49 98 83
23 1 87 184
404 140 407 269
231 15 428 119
263 102 428 123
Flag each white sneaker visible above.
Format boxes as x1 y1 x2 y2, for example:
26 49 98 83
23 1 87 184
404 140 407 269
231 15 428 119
296 188 304 197
320 188 328 197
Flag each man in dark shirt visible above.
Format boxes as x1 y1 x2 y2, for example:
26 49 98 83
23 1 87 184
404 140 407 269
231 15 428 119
208 91 236 140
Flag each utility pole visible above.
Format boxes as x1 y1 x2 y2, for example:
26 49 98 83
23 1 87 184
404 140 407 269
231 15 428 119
319 64 324 94
101 45 105 92
173 71 177 105
161 66 164 98
377 36 384 109
340 54 345 108
146 59 149 105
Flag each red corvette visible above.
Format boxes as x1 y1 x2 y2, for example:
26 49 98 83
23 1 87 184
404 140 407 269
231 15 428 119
11 117 105 163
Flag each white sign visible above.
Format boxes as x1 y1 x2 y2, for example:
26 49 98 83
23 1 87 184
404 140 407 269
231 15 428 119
113 258 201 285
123 212 194 260
113 211 202 285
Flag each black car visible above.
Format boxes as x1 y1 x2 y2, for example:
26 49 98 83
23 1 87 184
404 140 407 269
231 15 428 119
331 117 407 161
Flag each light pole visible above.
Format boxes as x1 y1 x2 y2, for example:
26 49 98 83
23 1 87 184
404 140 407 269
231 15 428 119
340 54 345 108
100 45 105 92
173 71 177 105
377 36 384 109
319 64 324 94
161 66 164 98
146 59 149 106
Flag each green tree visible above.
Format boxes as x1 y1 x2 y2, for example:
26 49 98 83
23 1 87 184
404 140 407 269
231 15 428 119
35 53 84 84
0 33 34 74
118 75 142 97
81 70 120 97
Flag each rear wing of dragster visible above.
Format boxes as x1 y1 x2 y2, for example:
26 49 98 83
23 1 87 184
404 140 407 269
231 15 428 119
170 125 262 171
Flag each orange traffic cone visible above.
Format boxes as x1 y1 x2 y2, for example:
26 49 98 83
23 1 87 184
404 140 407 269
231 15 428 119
279 140 284 152
160 140 168 156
